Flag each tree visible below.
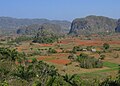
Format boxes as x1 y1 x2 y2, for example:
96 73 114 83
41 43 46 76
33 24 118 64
76 53 88 62
46 76 56 86
63 74 77 86
12 65 35 81
0 48 19 62
48 48 57 54
34 61 57 86
77 53 103 69
68 54 77 61
103 43 110 50
0 80 9 86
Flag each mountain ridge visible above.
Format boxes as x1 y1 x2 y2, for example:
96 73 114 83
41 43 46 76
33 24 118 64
0 16 71 29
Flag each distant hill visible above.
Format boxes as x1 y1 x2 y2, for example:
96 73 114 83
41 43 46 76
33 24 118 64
0 17 71 34
115 19 120 32
69 15 117 35
0 16 119 36
17 23 64 35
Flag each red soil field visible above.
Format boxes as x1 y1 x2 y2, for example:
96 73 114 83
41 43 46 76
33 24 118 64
76 40 120 46
47 59 71 65
59 39 74 44
39 43 53 47
55 49 63 53
36 53 71 65
37 56 51 60
16 59 71 65
59 38 120 46
52 53 69 57
37 53 70 61
108 41 120 45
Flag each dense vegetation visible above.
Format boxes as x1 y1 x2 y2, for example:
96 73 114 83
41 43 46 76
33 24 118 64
78 55 103 69
68 53 103 69
13 36 33 43
0 47 120 86
32 30 59 44
33 36 58 44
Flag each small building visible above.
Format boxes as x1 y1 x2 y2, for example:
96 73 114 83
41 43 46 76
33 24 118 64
82 48 87 51
91 49 96 52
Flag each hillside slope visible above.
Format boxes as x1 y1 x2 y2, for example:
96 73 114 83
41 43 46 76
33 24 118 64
17 23 64 35
69 15 117 35
0 17 71 34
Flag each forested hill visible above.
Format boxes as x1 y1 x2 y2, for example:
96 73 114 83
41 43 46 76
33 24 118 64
69 15 117 35
17 23 64 35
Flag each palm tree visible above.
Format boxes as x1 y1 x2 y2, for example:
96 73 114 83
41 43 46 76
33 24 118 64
0 48 19 62
46 76 56 86
63 74 77 86
12 64 35 81
9 49 18 61
34 61 57 86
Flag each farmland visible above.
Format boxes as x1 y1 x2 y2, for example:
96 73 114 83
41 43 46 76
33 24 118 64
1 33 120 86
11 34 120 76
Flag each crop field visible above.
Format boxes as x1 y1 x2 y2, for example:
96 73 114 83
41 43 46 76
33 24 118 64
12 35 120 79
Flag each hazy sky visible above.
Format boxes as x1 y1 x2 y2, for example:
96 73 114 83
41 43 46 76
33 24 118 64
0 0 119 21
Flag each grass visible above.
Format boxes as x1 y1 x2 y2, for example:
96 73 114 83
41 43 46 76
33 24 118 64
78 67 119 80
103 61 119 68
79 61 119 77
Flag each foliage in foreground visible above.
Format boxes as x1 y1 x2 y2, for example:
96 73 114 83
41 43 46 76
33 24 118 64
0 47 120 86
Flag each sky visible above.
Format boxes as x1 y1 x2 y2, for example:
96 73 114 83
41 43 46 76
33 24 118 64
0 0 120 21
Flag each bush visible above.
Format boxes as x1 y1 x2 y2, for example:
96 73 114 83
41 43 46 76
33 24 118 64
14 36 33 43
86 46 93 51
80 57 103 69
77 53 103 69
73 46 83 51
114 54 119 58
99 55 106 60
33 36 58 44
48 48 57 54
103 43 110 50
68 54 77 61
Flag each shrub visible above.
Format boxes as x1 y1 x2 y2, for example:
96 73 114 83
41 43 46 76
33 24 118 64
103 43 110 50
99 55 106 60
14 36 33 43
33 36 58 44
80 57 103 69
114 54 119 58
48 48 57 54
73 46 83 51
77 53 103 69
68 54 77 61
86 46 93 51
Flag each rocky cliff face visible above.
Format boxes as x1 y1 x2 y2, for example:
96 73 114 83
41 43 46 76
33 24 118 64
115 19 120 32
69 15 117 35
